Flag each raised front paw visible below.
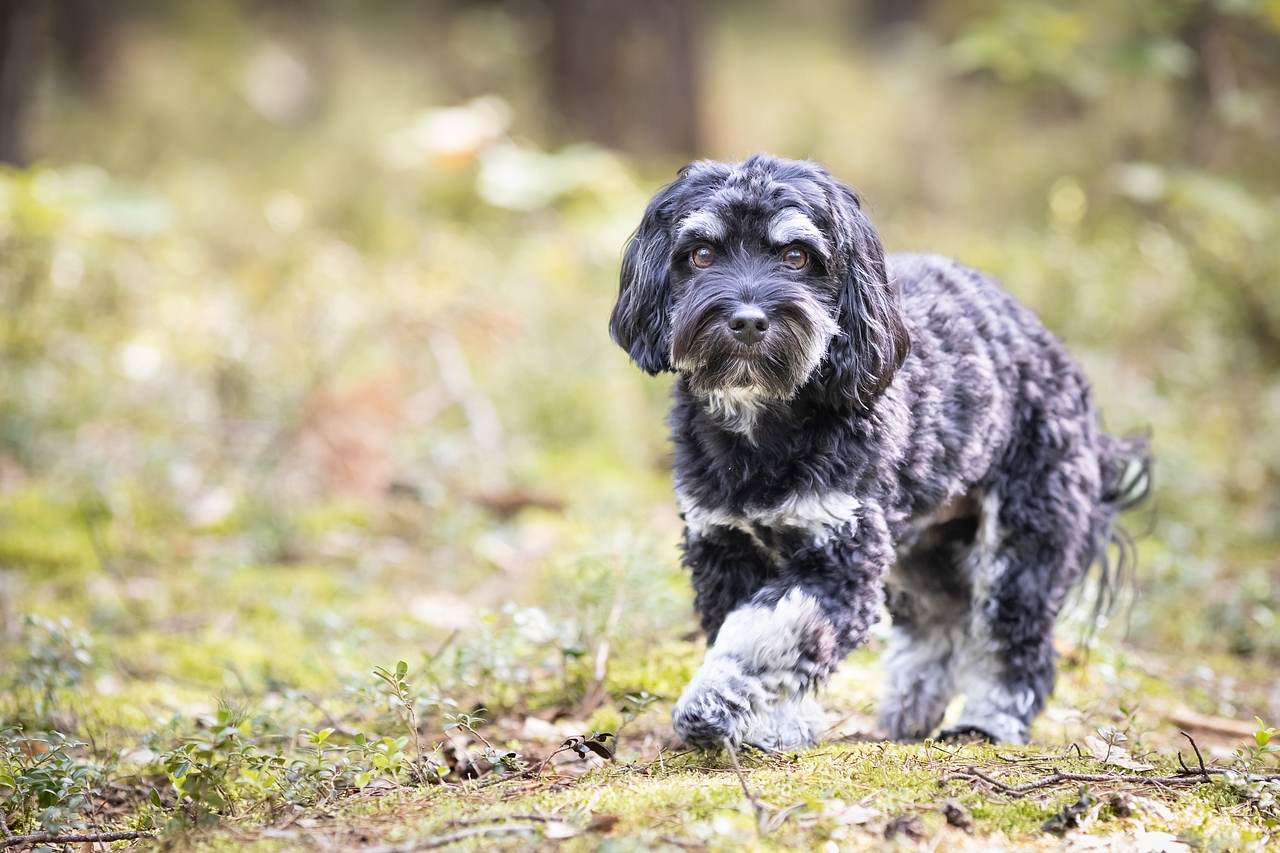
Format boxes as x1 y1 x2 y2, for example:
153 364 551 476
671 660 762 749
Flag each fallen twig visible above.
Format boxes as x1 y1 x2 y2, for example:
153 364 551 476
361 823 537 852
446 814 560 828
723 739 765 809
1180 731 1211 784
723 738 773 833
0 829 157 849
940 764 1280 799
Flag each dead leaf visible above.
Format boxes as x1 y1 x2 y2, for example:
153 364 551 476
588 814 620 833
543 821 577 839
1084 735 1156 771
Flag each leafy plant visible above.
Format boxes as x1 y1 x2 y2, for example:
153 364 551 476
12 615 94 724
0 728 102 835
161 704 250 825
1220 718 1280 827
444 710 526 776
373 661 433 784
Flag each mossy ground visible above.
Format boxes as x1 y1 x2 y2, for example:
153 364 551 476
2 488 1276 852
3 3 1280 850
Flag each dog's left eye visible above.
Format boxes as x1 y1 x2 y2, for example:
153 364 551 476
782 246 809 270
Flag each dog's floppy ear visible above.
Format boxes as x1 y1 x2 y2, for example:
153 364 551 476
813 181 911 409
610 178 687 374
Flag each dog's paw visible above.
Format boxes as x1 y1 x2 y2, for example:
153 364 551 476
744 696 823 751
937 724 997 744
671 660 762 749
941 709 1030 745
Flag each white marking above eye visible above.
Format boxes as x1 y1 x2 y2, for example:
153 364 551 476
767 209 826 255
678 209 727 243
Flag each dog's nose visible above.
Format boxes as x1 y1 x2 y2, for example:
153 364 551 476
728 306 770 344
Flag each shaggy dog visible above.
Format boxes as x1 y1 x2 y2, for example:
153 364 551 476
609 154 1150 749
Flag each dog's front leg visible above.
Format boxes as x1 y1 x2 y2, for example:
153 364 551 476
672 509 892 750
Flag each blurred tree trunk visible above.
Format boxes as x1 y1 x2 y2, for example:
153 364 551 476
543 0 704 160
858 0 932 33
0 0 47 165
52 0 112 94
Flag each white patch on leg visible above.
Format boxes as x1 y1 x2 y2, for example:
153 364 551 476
673 590 832 748
745 695 825 751
948 671 1034 744
878 623 961 740
945 488 1034 744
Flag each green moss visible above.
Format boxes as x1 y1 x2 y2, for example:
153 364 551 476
0 489 100 578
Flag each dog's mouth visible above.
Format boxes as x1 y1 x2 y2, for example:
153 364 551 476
671 298 838 399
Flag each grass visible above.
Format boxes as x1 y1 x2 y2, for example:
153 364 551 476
2 485 1279 851
2 1 1280 849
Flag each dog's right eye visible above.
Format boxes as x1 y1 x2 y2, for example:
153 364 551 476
691 247 716 269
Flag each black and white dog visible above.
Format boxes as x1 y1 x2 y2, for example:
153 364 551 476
609 154 1149 749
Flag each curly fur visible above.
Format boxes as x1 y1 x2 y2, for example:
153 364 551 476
610 154 1151 749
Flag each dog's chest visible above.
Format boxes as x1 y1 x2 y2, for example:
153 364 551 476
675 486 861 549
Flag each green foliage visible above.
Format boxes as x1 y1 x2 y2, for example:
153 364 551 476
10 615 94 725
1219 718 1280 828
0 729 102 835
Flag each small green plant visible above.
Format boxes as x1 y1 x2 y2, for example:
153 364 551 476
444 710 526 776
353 733 414 783
373 661 431 784
1220 718 1280 828
162 704 250 825
0 728 102 836
12 615 94 724
619 691 659 735
281 728 373 802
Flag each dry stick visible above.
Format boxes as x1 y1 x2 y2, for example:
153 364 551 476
940 765 1280 799
722 738 770 831
0 830 157 850
1180 730 1212 784
427 329 503 461
581 559 627 715
361 823 536 853
446 814 562 828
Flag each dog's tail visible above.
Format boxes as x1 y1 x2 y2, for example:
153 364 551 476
1086 433 1153 619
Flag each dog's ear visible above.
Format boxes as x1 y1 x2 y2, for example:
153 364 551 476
610 179 685 374
813 182 911 409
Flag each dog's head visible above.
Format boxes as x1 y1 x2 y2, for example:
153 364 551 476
610 154 910 410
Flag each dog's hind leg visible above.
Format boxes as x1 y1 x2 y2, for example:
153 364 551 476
944 440 1100 744
879 515 976 740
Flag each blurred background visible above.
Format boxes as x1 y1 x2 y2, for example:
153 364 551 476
1 0 1280 720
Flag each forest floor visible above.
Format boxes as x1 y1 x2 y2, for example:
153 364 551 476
2 492 1278 853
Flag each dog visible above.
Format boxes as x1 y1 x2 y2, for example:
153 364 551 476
608 154 1150 749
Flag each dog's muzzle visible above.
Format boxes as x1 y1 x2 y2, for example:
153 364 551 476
671 282 838 399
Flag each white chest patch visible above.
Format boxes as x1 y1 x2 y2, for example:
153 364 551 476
678 488 861 546
703 387 772 437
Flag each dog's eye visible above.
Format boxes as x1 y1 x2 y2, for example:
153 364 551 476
782 246 809 270
691 247 716 269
